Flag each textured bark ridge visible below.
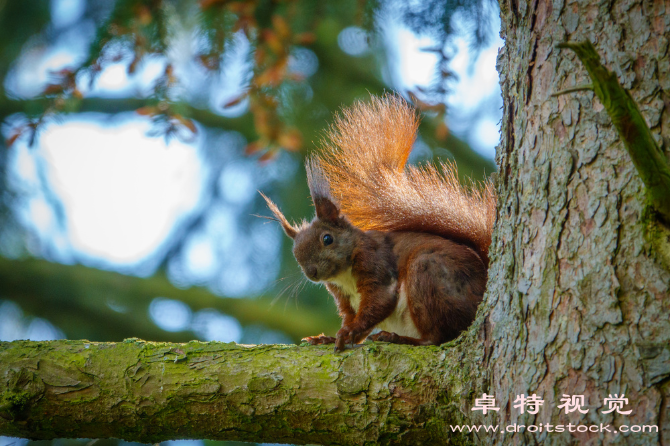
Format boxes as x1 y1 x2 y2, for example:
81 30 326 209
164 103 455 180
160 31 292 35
0 339 481 445
487 0 670 443
556 40 670 223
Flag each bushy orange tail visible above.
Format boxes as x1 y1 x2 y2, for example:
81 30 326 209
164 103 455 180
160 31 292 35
317 94 497 266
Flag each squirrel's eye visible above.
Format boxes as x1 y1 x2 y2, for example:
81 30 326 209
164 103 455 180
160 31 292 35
322 234 334 246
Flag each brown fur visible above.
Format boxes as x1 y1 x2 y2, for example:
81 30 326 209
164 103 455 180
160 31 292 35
262 95 496 351
318 94 496 266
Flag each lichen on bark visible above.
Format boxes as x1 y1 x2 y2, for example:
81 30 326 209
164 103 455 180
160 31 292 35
0 339 482 445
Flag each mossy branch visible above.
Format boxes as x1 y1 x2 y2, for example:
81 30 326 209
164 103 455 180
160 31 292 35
557 40 670 223
0 257 339 343
0 339 477 445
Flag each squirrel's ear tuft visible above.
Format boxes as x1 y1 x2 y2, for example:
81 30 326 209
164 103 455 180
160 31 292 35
313 197 340 222
306 158 340 222
259 192 298 239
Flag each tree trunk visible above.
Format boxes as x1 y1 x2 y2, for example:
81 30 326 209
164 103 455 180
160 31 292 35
485 0 670 443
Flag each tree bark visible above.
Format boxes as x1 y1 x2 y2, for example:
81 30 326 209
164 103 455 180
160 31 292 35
0 339 478 445
482 0 670 443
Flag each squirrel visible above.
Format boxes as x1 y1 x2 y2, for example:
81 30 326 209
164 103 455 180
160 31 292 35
262 94 496 352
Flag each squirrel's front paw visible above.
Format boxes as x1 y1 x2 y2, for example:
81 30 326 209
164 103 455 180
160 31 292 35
302 333 336 345
369 330 400 343
335 325 363 352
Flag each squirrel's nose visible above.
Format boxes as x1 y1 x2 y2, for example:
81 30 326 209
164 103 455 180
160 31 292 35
305 265 318 280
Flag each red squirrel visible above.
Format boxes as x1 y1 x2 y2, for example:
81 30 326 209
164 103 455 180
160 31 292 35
262 95 496 352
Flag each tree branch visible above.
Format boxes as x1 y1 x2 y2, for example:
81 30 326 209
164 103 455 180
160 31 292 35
0 339 474 444
0 257 339 343
0 96 257 141
557 40 670 223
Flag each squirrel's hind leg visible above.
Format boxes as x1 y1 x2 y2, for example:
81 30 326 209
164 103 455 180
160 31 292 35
405 243 486 344
368 331 436 346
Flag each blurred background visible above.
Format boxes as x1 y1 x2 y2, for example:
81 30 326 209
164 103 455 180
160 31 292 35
0 0 501 445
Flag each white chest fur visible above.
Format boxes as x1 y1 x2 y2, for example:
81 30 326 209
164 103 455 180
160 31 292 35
377 282 422 338
327 270 421 339
329 268 361 312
